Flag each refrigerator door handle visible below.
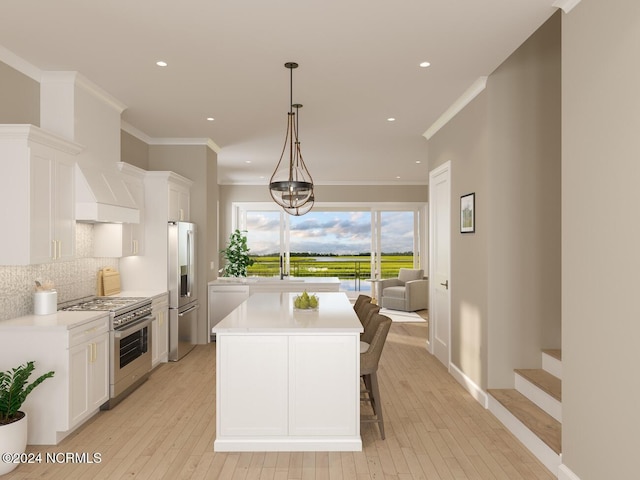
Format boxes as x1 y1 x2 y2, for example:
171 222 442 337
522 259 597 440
186 229 193 298
178 304 200 317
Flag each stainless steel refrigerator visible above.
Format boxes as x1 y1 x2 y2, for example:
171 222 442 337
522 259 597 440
168 221 199 361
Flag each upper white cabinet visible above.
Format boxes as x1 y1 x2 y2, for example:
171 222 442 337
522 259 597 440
0 125 83 265
168 179 190 222
93 163 146 257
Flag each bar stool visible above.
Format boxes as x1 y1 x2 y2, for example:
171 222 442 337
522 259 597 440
357 301 380 333
360 313 392 439
353 294 372 313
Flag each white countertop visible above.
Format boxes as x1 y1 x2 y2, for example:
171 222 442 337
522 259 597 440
209 276 340 286
0 291 168 331
0 310 109 330
212 292 363 334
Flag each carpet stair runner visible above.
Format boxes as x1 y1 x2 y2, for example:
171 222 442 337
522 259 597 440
488 349 562 476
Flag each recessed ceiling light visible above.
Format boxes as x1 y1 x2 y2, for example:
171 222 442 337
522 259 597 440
206 117 215 121
416 160 422 164
245 161 252 164
387 117 396 122
419 61 431 68
396 176 401 179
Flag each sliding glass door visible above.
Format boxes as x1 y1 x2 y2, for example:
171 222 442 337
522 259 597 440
235 203 425 294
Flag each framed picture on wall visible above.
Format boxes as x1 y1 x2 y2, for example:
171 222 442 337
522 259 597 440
460 193 475 233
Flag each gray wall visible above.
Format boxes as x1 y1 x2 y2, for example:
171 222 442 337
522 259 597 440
121 131 149 170
0 61 39 125
428 12 561 389
562 0 640 478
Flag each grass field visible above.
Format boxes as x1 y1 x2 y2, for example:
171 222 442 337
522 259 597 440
247 255 415 280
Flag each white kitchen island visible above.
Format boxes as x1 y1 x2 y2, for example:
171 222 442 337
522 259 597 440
212 291 363 452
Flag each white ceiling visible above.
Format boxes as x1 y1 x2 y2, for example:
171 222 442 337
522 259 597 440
0 1 558 185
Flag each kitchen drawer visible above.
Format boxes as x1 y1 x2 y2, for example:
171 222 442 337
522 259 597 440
68 315 109 348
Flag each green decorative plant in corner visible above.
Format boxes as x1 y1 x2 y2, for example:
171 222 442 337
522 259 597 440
220 229 254 277
0 361 54 426
0 361 54 475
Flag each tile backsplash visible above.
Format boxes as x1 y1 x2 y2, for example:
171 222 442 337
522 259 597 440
0 223 119 321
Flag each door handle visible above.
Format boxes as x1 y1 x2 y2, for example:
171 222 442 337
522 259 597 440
440 280 449 290
178 304 200 317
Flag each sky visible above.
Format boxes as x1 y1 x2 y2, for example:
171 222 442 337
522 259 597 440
244 210 415 255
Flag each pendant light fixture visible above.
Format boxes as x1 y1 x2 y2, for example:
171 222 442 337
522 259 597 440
269 62 314 214
283 103 314 216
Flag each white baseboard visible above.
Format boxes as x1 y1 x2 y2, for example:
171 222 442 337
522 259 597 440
558 463 582 480
214 437 362 452
449 363 488 409
488 395 560 475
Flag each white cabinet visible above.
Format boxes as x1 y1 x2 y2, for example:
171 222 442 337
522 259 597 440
216 333 360 448
68 319 109 427
0 125 82 265
151 293 169 366
219 335 289 436
213 292 362 452
0 313 109 445
94 223 142 257
119 171 193 291
168 181 190 222
125 179 145 255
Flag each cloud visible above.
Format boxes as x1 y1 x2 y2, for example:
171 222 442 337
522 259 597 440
245 210 415 255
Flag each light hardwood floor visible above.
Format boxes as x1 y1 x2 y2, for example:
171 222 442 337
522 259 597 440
6 321 553 479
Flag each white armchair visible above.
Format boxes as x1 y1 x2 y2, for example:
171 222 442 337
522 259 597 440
379 268 428 312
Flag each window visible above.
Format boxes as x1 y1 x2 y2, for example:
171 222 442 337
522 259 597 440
234 202 426 294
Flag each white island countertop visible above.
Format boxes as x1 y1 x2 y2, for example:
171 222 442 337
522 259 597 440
212 292 362 334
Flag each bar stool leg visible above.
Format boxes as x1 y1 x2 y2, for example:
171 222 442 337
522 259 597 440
369 372 385 439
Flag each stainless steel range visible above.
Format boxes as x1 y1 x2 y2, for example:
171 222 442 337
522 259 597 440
60 296 153 409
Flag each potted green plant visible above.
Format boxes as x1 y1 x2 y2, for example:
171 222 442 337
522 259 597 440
0 361 54 475
220 229 254 277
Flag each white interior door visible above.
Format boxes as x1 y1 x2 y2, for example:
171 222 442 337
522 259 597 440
429 162 451 368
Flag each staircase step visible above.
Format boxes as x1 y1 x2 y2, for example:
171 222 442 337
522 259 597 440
488 388 562 455
542 349 562 379
542 349 561 361
515 368 561 401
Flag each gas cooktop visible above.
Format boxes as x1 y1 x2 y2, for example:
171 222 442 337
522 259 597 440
59 296 148 312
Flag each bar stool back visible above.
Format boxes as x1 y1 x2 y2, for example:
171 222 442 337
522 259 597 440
360 313 392 439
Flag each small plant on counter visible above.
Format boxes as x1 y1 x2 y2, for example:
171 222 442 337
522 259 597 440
220 229 255 277
0 361 54 425
294 290 319 310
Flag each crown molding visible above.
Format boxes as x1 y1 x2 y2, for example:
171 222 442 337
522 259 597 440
0 124 83 154
552 0 582 14
121 121 152 144
40 71 127 113
148 136 221 153
423 76 488 140
120 122 222 153
0 45 41 81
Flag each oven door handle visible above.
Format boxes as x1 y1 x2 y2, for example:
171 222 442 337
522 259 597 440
114 316 152 338
178 304 200 317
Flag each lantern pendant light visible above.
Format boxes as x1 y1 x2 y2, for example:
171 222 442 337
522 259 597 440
283 103 314 216
269 62 314 214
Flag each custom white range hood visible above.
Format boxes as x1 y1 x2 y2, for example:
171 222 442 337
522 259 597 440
40 71 140 223
75 163 139 223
